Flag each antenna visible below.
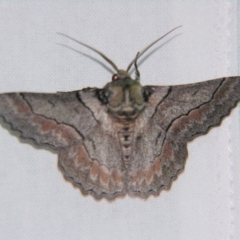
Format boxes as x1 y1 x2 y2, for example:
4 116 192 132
57 26 182 76
127 26 182 72
57 32 119 72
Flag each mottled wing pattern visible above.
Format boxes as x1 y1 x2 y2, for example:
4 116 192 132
127 77 240 198
0 90 126 199
0 92 83 148
0 77 239 200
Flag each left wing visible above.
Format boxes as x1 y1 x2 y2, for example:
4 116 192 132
0 90 126 199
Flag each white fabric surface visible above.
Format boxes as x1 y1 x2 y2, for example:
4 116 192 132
0 1 239 240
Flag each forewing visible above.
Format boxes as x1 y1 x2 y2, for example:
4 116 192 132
0 90 126 199
0 91 89 148
128 77 240 197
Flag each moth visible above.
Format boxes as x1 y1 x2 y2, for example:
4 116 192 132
0 27 239 200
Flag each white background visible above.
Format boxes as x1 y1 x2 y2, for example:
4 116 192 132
0 1 240 240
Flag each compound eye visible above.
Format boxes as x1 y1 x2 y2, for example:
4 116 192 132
112 74 119 81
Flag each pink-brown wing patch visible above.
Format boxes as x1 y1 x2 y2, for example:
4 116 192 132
127 138 187 198
0 93 81 148
58 144 126 200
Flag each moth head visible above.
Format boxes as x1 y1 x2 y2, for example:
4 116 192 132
98 69 145 120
